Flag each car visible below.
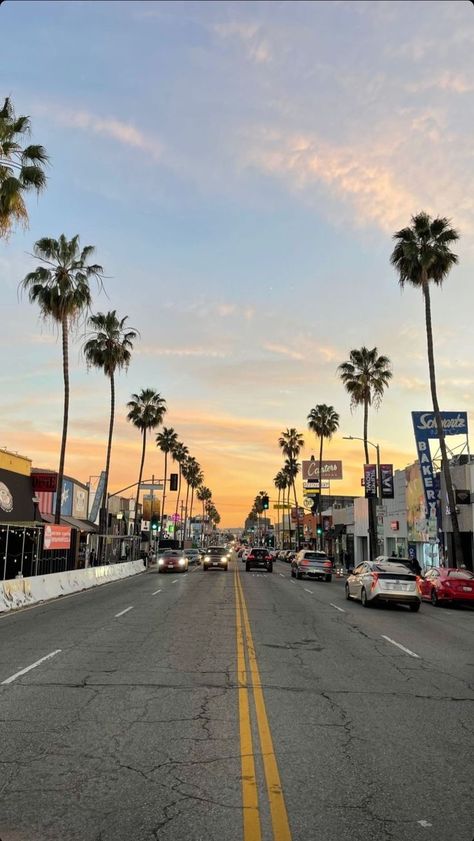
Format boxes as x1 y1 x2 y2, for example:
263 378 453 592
202 546 229 571
158 549 188 573
345 559 421 611
245 548 273 572
291 550 333 581
375 554 422 576
184 549 201 565
420 567 474 606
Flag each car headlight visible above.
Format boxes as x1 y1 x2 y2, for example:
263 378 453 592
179 558 186 566
158 558 164 566
204 556 210 561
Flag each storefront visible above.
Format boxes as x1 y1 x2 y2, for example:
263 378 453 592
0 452 41 579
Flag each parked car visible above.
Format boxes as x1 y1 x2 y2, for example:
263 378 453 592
291 550 333 581
345 559 421 611
420 567 474 606
245 548 273 573
202 546 229 571
184 549 201 565
158 550 188 573
376 554 422 576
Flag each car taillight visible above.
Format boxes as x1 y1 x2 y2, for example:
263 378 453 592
323 561 332 567
370 572 379 591
248 555 254 560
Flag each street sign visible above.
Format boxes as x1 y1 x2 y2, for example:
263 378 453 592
303 479 330 490
140 483 163 491
273 503 291 510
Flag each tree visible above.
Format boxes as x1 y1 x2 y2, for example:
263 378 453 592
0 97 48 238
197 485 212 546
274 471 287 548
181 456 201 545
390 211 463 564
188 462 204 539
22 235 103 524
307 405 340 547
156 428 179 538
84 311 138 543
278 428 304 549
126 389 167 533
338 347 392 559
172 441 189 540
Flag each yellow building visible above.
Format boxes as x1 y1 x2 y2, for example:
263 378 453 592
0 449 31 477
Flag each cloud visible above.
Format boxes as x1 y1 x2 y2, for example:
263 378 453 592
136 345 228 359
406 71 474 95
263 342 304 361
34 103 164 160
213 20 272 64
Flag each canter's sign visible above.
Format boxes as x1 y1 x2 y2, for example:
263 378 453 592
302 460 343 481
411 411 468 519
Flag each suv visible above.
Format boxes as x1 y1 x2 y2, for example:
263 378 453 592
245 548 273 573
202 547 229 571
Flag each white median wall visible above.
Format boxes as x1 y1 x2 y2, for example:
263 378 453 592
0 560 146 613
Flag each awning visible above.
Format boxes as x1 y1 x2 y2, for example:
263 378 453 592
41 513 98 532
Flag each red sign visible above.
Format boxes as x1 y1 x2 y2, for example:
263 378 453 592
43 524 71 550
303 460 343 481
390 520 399 531
32 472 58 493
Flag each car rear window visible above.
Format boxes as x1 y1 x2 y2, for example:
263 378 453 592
304 552 328 560
446 569 474 579
251 549 268 557
373 562 415 577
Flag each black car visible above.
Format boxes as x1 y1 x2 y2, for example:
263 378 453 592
245 548 273 573
202 546 229 571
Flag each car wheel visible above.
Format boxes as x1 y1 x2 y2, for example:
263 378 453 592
325 575 332 583
345 583 351 600
431 589 440 606
203 565 208 571
296 569 302 580
409 602 420 612
291 568 295 577
246 562 251 572
361 587 370 607
224 565 228 571
267 563 273 573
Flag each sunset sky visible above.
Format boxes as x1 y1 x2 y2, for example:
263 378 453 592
1 0 474 526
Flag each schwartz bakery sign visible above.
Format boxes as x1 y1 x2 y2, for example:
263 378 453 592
411 411 468 519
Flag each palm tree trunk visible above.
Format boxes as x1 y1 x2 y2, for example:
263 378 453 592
183 482 190 547
134 429 147 536
55 315 70 525
363 397 376 561
161 451 168 539
423 279 463 566
277 487 281 549
201 501 205 547
174 464 182 539
363 401 370 465
292 477 300 550
317 435 324 549
99 372 115 563
189 486 195 543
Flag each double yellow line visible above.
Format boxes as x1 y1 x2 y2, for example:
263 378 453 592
234 570 292 841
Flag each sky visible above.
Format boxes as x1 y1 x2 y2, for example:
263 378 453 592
1 0 473 527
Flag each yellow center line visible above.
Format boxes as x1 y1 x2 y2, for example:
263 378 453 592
236 571 293 841
235 570 262 841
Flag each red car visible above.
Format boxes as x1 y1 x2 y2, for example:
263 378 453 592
420 567 474 606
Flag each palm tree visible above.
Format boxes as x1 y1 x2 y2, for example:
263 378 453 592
126 389 167 534
278 428 304 549
0 97 48 238
172 442 189 540
197 485 212 546
22 235 104 524
338 347 392 559
307 405 340 547
84 311 138 541
156 428 179 538
390 211 463 564
282 457 300 548
273 471 287 548
181 456 198 545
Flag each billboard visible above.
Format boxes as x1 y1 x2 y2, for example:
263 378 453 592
302 460 343 481
53 479 73 517
73 484 88 518
0 468 35 523
43 524 71 550
411 411 468 520
142 496 161 520
363 464 377 499
406 462 437 542
32 472 57 493
380 464 394 499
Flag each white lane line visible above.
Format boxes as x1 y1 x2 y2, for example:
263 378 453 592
2 649 62 685
304 588 313 594
417 820 432 828
330 603 345 613
290 580 295 584
279 573 285 578
151 589 162 595
115 606 134 618
172 579 178 584
381 635 420 658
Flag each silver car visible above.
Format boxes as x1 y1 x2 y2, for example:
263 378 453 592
291 550 333 581
345 559 421 611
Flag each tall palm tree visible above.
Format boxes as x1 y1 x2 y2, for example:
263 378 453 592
172 442 189 539
187 460 204 544
181 456 197 545
278 428 304 549
156 428 179 538
22 235 103 523
126 389 167 534
282 457 300 548
307 405 340 547
0 97 48 238
197 485 212 546
390 211 463 564
276 469 290 547
84 311 138 540
338 347 392 559
273 472 285 548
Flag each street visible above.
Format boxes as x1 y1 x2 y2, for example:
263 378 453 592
0 558 473 841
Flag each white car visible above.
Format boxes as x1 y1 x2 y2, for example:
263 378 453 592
345 559 421 611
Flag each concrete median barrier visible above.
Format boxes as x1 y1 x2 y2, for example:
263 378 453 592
0 560 146 613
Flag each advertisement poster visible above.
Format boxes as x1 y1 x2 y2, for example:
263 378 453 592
405 463 437 542
380 464 394 499
363 464 377 499
43 524 71 550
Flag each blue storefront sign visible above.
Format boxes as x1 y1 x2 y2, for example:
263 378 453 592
411 411 468 524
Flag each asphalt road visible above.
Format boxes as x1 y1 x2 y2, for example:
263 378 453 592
0 556 473 841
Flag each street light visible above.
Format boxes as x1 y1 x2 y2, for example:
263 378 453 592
343 436 381 502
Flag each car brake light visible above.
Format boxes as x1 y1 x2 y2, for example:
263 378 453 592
323 561 331 567
248 554 254 560
370 572 379 591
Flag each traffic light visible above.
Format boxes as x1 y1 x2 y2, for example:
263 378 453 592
151 514 158 534
316 524 323 536
170 473 178 491
262 494 269 510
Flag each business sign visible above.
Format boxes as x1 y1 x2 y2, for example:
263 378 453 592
380 464 394 499
32 472 57 493
406 462 437 542
89 471 106 523
364 464 377 499
43 524 71 550
140 483 163 491
0 468 35 523
455 489 471 505
302 460 343 481
142 496 161 520
303 479 330 490
411 411 468 521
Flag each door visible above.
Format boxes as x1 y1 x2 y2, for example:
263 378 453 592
350 564 365 598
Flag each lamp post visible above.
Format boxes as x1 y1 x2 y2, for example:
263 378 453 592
343 435 381 559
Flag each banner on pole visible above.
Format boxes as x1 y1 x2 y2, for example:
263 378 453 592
363 464 377 499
